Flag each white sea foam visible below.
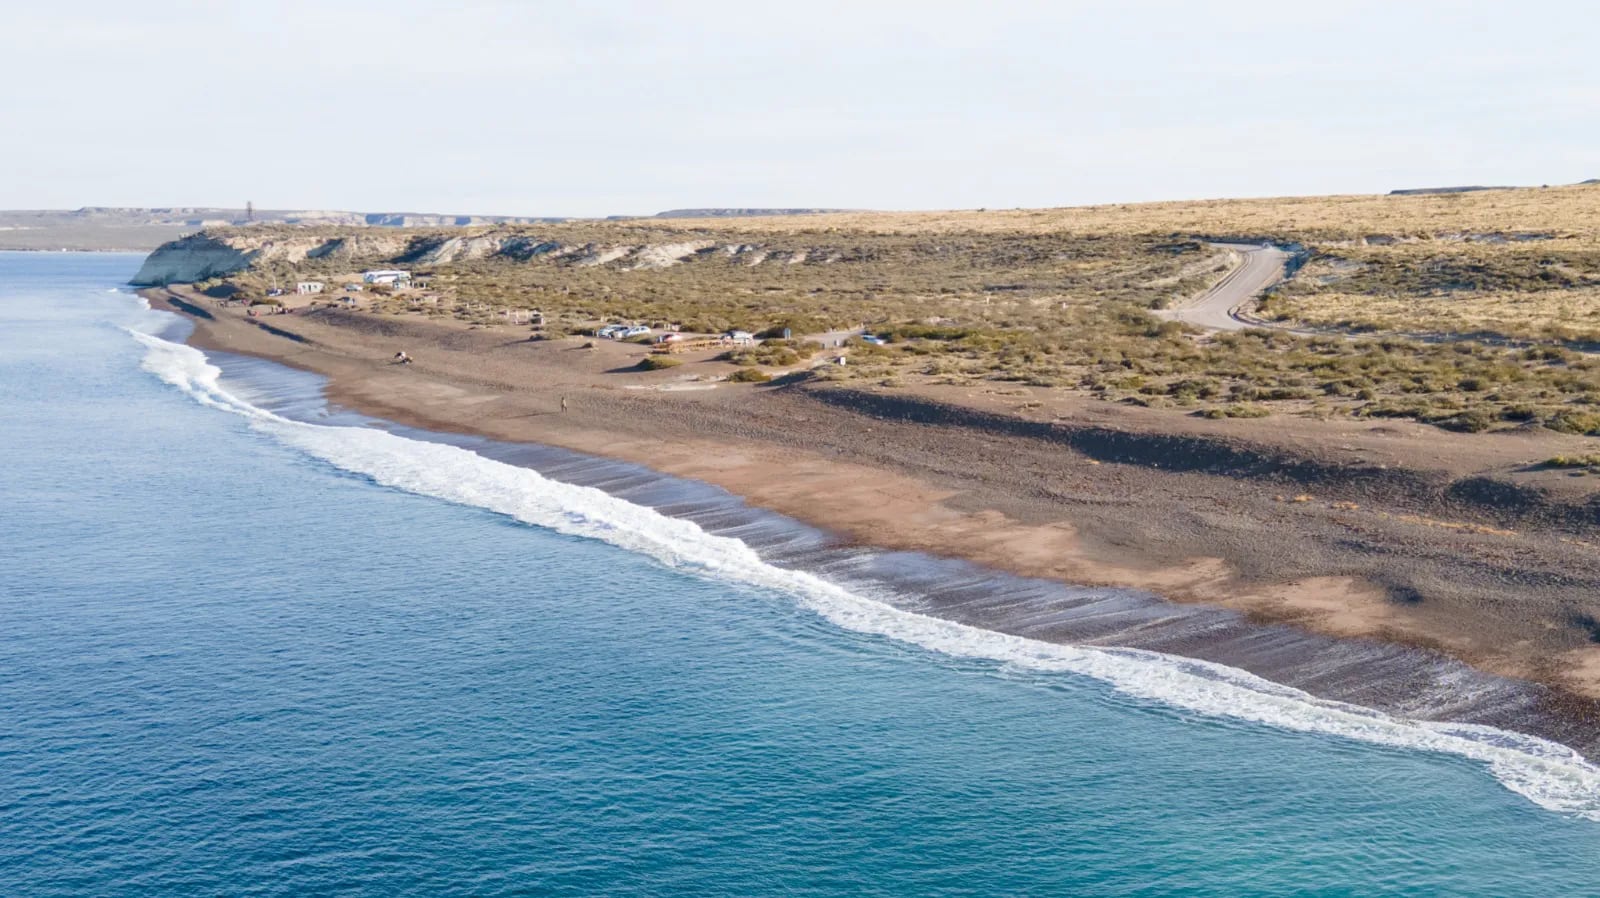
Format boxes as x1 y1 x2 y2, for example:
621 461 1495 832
129 326 1600 821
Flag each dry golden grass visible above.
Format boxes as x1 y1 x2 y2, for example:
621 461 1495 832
637 184 1600 240
1276 285 1600 342
214 183 1600 247
1267 234 1600 342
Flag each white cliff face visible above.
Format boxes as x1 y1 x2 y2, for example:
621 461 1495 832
130 234 254 285
131 231 413 284
627 241 714 269
130 225 832 287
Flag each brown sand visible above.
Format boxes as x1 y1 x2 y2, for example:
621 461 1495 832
149 288 1600 728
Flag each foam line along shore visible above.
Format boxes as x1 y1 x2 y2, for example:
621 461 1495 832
124 295 1600 820
141 285 1600 759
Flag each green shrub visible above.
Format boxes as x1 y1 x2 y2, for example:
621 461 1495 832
1546 454 1600 468
1544 411 1600 435
1167 378 1220 400
879 323 982 341
727 368 772 383
638 355 682 370
727 339 818 368
755 318 835 339
1439 409 1496 432
1218 404 1270 418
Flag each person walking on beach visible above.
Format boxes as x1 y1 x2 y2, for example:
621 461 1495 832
560 396 569 413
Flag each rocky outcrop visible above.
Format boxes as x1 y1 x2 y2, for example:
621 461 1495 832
402 235 506 265
302 233 412 261
133 230 421 284
626 241 714 269
130 234 255 285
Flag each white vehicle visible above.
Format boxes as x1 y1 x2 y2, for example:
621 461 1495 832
597 324 627 338
620 325 652 338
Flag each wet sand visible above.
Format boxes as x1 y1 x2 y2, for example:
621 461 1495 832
148 288 1600 754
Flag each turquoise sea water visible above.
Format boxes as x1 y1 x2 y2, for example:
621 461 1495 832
4 252 1600 896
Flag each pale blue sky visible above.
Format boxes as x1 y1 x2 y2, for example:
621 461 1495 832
2 1 1593 216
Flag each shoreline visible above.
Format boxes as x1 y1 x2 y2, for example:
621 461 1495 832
145 286 1600 757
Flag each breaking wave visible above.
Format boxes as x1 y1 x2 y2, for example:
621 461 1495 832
129 326 1600 821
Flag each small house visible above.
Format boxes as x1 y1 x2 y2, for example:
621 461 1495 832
296 281 325 295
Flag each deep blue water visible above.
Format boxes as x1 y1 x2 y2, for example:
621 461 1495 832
3 252 1600 896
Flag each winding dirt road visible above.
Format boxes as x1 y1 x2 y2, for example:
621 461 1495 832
1156 243 1293 331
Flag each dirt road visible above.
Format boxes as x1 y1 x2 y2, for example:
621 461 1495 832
1157 243 1293 331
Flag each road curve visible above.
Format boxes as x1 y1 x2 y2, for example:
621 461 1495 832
1155 243 1293 332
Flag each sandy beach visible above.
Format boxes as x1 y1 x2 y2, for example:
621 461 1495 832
149 287 1600 751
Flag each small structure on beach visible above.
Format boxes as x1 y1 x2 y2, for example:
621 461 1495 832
362 269 412 287
296 281 325 295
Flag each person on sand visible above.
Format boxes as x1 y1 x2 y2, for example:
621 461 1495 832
560 396 569 413
393 351 411 365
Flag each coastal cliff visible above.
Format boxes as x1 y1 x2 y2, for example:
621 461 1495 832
130 230 421 285
129 225 849 286
130 234 256 285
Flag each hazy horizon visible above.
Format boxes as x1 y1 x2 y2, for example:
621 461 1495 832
3 1 1594 217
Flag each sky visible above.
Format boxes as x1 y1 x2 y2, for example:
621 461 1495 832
1 1 1593 216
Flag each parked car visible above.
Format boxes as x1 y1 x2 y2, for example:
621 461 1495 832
723 330 755 343
860 334 888 345
597 324 627 338
620 325 652 338
655 333 685 344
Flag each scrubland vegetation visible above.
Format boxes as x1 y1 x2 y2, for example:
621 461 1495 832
203 184 1600 435
1265 240 1600 344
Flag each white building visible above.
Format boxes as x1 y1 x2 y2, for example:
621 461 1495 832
296 281 325 295
362 269 412 287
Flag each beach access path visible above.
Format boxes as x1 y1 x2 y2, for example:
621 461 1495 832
1155 243 1295 331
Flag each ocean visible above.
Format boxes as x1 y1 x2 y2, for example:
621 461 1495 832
4 251 1600 896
